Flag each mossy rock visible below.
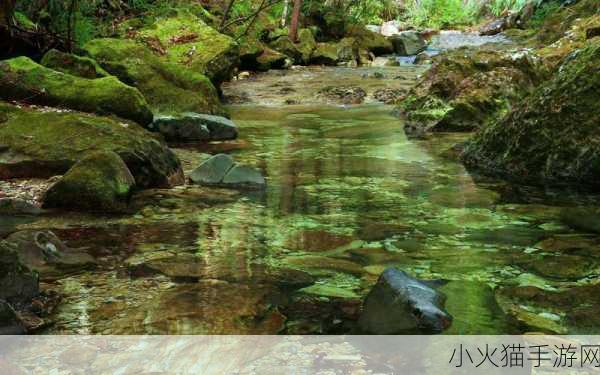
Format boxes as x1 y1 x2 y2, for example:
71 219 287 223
0 241 39 304
255 47 289 71
0 103 184 188
136 12 239 85
397 47 544 136
40 49 110 79
43 151 136 212
310 43 338 66
345 25 393 56
238 36 265 70
84 38 225 116
270 29 316 65
462 41 600 186
0 56 153 125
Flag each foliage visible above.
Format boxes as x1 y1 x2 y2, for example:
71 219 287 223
404 0 478 29
527 0 561 28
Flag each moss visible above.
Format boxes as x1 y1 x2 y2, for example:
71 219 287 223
43 150 136 212
270 29 317 65
310 43 338 65
84 38 225 116
136 12 239 85
255 47 288 71
0 56 152 125
41 49 110 79
0 103 183 188
345 25 394 55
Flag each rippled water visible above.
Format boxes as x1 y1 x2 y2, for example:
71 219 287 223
9 65 598 335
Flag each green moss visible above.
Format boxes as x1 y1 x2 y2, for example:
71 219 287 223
41 49 110 79
0 56 152 125
255 47 288 71
310 43 338 65
345 25 393 55
84 38 225 116
269 29 317 65
43 150 136 212
0 104 183 188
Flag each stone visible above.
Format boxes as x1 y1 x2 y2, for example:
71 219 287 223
461 41 600 186
0 198 41 215
222 165 266 188
43 151 136 213
0 240 39 303
310 43 338 66
0 56 153 125
190 113 238 141
270 29 316 65
479 17 509 36
317 86 366 105
189 154 235 185
0 300 24 334
285 230 354 252
356 223 411 241
373 88 407 104
345 25 394 55
255 47 289 71
150 113 238 142
371 56 399 67
359 268 452 334
389 31 427 56
0 103 184 188
40 49 110 79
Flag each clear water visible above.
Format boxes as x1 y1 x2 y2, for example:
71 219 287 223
8 65 597 335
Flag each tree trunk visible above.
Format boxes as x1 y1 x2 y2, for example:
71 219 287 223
280 0 289 27
288 0 302 42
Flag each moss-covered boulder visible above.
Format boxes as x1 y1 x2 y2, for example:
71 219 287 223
40 49 110 79
0 56 153 125
84 38 225 116
310 43 338 65
0 103 184 188
238 37 266 70
255 47 289 71
270 29 317 64
310 39 361 66
462 41 600 186
136 12 239 85
345 25 394 56
43 151 136 212
397 47 544 136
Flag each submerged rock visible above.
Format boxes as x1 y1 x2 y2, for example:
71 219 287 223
0 103 184 188
84 38 225 116
389 31 427 56
43 151 136 213
317 86 366 105
40 49 110 79
150 113 238 142
0 240 39 303
222 165 266 187
359 268 452 334
0 198 41 215
462 41 600 186
373 88 407 104
189 153 265 188
0 56 152 125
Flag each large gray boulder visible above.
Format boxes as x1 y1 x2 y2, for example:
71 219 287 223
359 268 452 334
150 113 238 142
389 31 427 56
189 154 266 189
222 165 266 187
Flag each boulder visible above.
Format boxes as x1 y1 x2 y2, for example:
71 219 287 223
136 12 239 85
238 37 266 71
0 103 184 188
0 198 41 215
0 56 153 125
462 41 600 186
359 268 452 334
255 47 289 71
479 18 508 36
0 240 39 303
389 31 427 56
270 29 317 64
40 49 110 79
380 20 402 37
345 25 394 55
3 230 96 279
0 300 24 334
189 153 265 189
152 113 237 142
371 56 399 67
397 47 543 136
84 38 225 116
310 43 338 65
43 151 136 213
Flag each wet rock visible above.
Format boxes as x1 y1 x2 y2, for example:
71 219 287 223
255 47 289 71
479 18 509 36
389 31 427 56
285 230 354 252
462 42 600 186
4 230 96 279
222 165 266 188
0 240 39 302
190 154 235 184
560 208 600 234
150 113 238 142
43 151 135 213
40 49 110 79
356 223 411 242
466 227 546 247
519 254 596 281
0 300 24 334
317 86 366 104
373 88 407 104
0 103 184 188
414 52 433 65
0 198 41 215
359 268 452 334
370 56 399 67
0 56 152 125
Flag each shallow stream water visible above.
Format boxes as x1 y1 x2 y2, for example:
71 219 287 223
6 63 599 335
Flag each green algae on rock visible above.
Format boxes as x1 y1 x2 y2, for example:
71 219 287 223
0 56 153 125
0 104 184 188
84 38 225 116
40 49 110 79
43 151 136 213
462 41 600 186
270 29 317 65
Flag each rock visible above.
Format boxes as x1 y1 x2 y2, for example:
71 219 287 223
238 37 265 71
0 198 41 215
150 113 238 142
346 25 394 55
389 31 427 56
136 12 239 85
0 56 153 125
560 208 600 234
3 230 96 280
40 49 110 79
373 88 407 104
317 86 366 105
0 240 39 303
43 151 136 213
0 103 184 188
413 52 433 65
356 223 411 242
371 56 399 67
222 165 266 188
380 21 401 37
270 29 316 64
461 41 600 186
0 300 24 334
255 47 289 71
84 38 225 116
397 47 543 136
359 268 452 334
365 25 381 34
189 153 235 185
479 18 508 36
310 43 338 65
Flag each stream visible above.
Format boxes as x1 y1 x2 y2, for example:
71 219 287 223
5 37 599 335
